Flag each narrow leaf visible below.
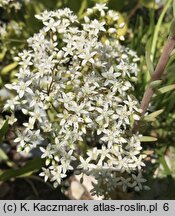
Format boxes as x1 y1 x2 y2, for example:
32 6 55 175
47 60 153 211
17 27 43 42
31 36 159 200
78 0 87 17
0 49 7 61
150 79 162 88
141 0 159 9
156 146 172 176
1 62 18 75
0 158 45 181
0 148 15 167
146 50 154 75
0 148 8 161
169 18 175 38
158 84 175 94
159 155 171 176
168 51 175 66
144 109 164 121
0 120 9 144
139 136 157 142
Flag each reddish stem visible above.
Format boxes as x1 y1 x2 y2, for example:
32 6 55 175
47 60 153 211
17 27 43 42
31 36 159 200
133 36 175 133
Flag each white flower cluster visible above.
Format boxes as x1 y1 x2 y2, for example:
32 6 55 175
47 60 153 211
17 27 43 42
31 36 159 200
0 0 28 39
5 4 148 196
0 0 21 10
0 0 30 10
0 21 7 39
0 21 22 39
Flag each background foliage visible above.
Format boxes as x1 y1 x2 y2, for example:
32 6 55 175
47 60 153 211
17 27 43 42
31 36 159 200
0 0 175 199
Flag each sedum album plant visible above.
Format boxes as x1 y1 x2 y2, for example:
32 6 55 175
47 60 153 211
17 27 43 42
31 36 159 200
4 4 148 196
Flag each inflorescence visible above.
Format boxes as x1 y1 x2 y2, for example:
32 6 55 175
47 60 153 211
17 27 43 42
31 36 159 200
4 4 148 196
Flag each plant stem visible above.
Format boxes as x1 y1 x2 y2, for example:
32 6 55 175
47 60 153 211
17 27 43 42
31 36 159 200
142 37 175 112
133 35 175 133
78 0 87 18
128 0 141 21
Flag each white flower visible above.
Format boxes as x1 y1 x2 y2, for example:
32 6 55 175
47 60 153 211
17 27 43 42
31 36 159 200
93 3 108 16
23 117 35 131
102 66 121 86
28 129 44 148
79 51 97 66
96 104 114 123
39 168 50 182
43 18 60 32
107 10 119 21
101 129 127 148
132 155 146 170
115 156 132 173
13 80 33 98
124 95 142 114
50 166 67 187
3 96 20 111
87 147 99 161
60 158 73 174
14 130 30 148
116 105 131 126
41 121 52 132
6 113 17 125
29 107 46 123
131 172 147 191
35 10 51 22
118 177 132 192
78 156 91 170
89 19 106 34
40 144 54 159
62 43 75 57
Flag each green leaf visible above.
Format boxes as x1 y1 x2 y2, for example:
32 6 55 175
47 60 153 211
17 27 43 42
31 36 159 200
139 136 157 142
145 38 153 82
158 84 175 94
0 148 15 167
170 49 175 56
0 49 7 62
169 18 175 38
0 120 9 144
150 80 162 88
0 158 45 181
78 0 88 18
159 155 171 176
0 148 8 161
156 147 171 176
167 50 175 66
144 109 164 121
146 50 154 75
141 0 158 9
1 62 18 75
151 0 173 61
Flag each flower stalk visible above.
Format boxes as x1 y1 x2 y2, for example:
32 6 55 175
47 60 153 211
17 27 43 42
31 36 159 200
133 18 175 133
